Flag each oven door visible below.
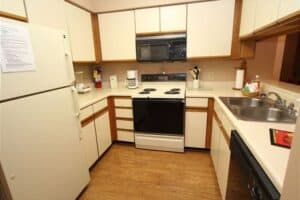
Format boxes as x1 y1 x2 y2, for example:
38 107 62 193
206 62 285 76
133 98 185 135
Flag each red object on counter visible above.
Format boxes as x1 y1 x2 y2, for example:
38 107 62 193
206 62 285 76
270 128 293 149
95 82 102 88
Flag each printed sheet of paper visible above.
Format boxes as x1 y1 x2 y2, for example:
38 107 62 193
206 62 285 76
0 19 35 72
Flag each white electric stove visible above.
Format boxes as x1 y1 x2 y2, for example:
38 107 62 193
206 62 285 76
132 73 186 152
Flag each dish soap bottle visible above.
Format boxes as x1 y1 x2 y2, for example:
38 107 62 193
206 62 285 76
253 75 260 91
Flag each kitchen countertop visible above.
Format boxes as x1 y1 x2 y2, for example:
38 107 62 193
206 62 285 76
77 87 295 193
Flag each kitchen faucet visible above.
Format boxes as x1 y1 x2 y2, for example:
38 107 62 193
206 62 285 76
267 92 284 107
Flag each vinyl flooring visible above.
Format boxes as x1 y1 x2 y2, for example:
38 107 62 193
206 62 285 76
78 143 221 200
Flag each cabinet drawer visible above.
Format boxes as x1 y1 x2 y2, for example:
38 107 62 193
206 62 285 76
114 98 132 107
93 99 108 113
115 108 133 118
116 120 133 130
80 106 93 121
186 98 208 107
117 130 134 142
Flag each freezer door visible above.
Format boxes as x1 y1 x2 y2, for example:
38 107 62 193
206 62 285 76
0 18 75 101
0 87 90 200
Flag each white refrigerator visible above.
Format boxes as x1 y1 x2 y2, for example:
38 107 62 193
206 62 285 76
0 18 90 199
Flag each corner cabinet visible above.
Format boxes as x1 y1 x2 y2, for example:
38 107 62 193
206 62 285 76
278 0 300 20
64 2 96 62
0 0 27 20
211 101 233 200
239 0 257 37
98 11 136 61
187 0 235 58
254 0 280 31
80 98 112 168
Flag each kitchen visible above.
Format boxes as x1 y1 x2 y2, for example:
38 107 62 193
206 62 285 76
0 0 300 199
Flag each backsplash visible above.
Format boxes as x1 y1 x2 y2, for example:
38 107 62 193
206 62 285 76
74 60 241 87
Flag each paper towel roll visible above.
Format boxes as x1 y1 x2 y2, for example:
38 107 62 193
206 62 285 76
235 69 245 89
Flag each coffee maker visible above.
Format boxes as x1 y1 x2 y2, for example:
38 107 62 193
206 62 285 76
127 70 138 89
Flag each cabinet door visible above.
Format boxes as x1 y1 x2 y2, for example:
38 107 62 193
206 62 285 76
25 0 68 31
135 8 160 34
94 112 112 156
0 0 26 18
254 0 280 31
65 2 95 62
239 0 257 37
217 131 230 200
187 0 235 58
278 0 300 20
160 5 186 32
211 118 221 172
185 111 207 148
81 122 98 168
98 11 136 61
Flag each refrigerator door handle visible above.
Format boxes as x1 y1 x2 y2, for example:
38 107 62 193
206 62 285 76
62 33 75 84
71 86 83 140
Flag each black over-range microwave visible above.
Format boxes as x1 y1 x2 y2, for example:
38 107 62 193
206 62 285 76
136 33 186 62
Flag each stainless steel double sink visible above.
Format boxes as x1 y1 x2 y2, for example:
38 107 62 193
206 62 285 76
219 97 297 123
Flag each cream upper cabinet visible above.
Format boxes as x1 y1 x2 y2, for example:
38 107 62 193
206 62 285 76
99 11 136 61
65 2 95 62
278 0 300 20
160 4 186 32
187 0 235 58
25 0 68 31
239 0 257 37
185 111 207 148
135 8 160 34
254 0 280 31
0 0 27 18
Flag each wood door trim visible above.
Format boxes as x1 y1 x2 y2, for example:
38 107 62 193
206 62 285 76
117 128 134 132
64 0 94 13
91 13 102 62
205 98 214 148
94 107 109 119
81 115 95 127
185 107 208 112
108 97 117 141
0 11 28 22
116 117 133 121
213 111 230 146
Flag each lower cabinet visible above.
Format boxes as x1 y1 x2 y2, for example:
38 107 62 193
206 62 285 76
81 122 98 168
211 114 231 200
94 111 112 156
80 98 112 168
185 111 207 148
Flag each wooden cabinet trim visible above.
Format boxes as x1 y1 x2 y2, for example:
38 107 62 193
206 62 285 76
117 128 134 132
185 107 207 112
205 98 214 148
115 106 132 109
0 163 13 200
116 117 133 121
108 97 117 141
136 30 186 37
0 11 28 22
91 13 102 62
81 115 95 127
230 0 242 59
113 96 132 99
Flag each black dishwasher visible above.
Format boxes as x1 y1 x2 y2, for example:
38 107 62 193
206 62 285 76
226 131 280 200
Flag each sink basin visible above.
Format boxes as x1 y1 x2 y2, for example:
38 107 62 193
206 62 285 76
220 97 296 123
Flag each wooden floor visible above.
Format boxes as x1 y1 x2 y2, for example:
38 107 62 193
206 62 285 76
79 143 221 200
